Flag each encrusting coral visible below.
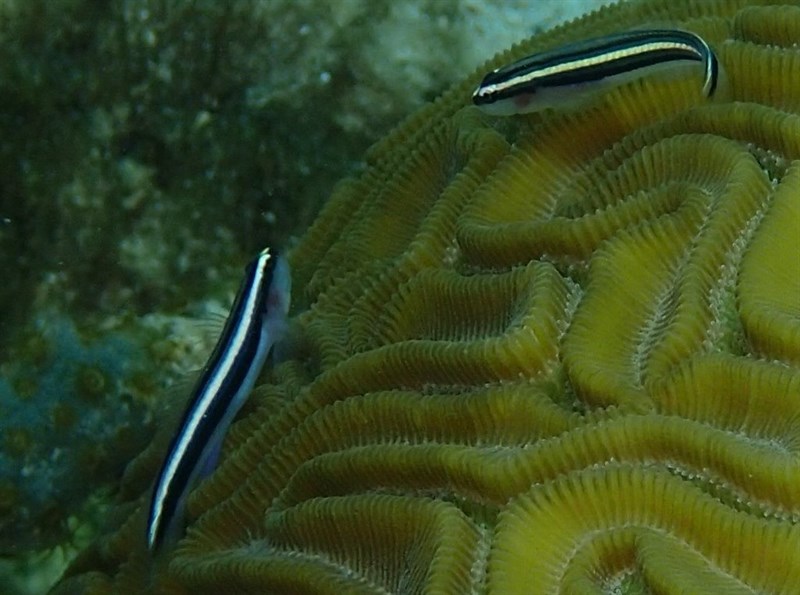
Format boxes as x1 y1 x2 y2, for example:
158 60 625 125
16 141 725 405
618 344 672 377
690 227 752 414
53 0 800 593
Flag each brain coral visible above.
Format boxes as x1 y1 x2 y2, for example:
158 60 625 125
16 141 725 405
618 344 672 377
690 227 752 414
55 0 800 593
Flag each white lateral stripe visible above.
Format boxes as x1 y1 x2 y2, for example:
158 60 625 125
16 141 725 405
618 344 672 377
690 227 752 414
473 29 718 115
496 40 699 90
148 247 284 549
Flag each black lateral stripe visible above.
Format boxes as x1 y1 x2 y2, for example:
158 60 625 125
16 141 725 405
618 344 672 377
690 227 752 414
535 46 703 88
705 50 719 96
148 249 276 549
155 314 262 535
474 29 718 106
496 30 704 79
180 250 276 412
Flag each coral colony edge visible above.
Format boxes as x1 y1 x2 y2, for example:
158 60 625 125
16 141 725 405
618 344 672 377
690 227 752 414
54 0 800 593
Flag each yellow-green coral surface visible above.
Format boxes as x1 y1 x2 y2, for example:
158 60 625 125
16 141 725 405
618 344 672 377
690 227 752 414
55 0 800 593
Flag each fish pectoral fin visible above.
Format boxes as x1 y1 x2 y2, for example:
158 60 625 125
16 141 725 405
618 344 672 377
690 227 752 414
198 438 223 479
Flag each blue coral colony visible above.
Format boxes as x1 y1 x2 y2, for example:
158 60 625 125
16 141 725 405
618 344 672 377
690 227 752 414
146 247 291 550
472 29 720 115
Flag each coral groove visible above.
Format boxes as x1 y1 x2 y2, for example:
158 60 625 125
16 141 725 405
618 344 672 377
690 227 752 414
54 0 800 593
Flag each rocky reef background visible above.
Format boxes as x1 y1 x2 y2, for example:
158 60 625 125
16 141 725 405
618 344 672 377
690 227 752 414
0 0 596 592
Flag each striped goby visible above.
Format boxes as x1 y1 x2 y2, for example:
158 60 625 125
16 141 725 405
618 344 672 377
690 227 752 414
146 247 291 551
473 29 721 116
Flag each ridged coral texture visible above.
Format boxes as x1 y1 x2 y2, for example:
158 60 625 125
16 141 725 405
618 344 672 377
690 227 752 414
55 0 800 593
